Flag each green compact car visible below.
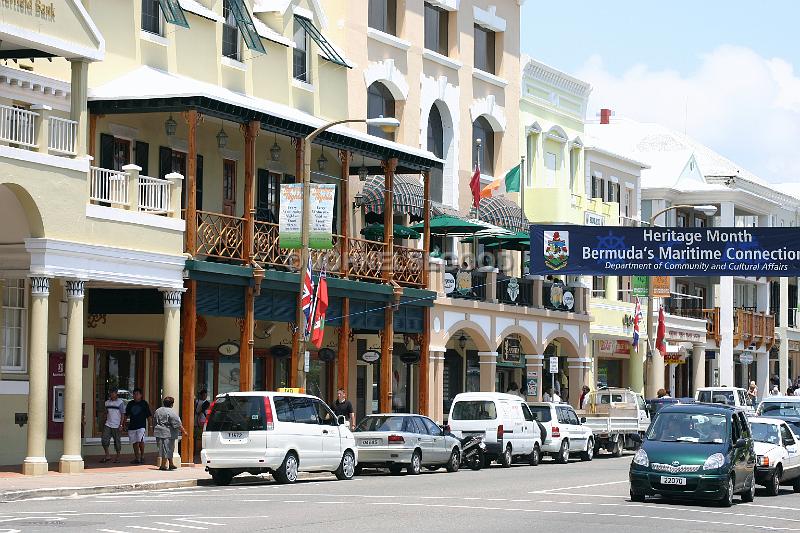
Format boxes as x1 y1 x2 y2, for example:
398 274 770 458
629 403 756 507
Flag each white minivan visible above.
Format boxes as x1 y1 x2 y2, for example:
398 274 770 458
447 392 542 467
696 387 755 414
201 392 357 485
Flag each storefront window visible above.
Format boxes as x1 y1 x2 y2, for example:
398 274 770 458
443 350 463 415
598 359 623 388
274 357 290 390
307 357 329 401
94 349 142 436
466 351 480 392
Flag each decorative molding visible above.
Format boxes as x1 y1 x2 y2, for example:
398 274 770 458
0 66 71 112
160 289 184 309
0 145 90 173
469 94 506 132
473 5 506 32
522 56 592 99
419 73 460 208
472 68 508 88
422 49 463 71
366 28 411 51
87 314 107 329
29 276 50 296
364 59 409 100
65 279 85 300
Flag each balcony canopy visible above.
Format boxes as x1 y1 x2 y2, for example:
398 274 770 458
88 66 443 172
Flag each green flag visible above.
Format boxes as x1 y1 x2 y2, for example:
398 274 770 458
504 164 520 193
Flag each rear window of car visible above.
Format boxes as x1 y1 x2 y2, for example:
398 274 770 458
451 400 497 420
206 395 267 432
758 402 800 417
698 390 735 405
528 405 552 422
356 416 408 432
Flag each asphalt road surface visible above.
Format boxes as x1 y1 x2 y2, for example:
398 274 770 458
4 453 800 532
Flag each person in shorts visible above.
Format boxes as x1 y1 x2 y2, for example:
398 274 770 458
124 388 152 464
101 390 125 463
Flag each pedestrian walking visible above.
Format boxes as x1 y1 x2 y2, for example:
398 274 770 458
747 381 758 405
332 388 355 430
123 387 151 464
579 385 591 409
195 389 210 435
656 388 670 399
100 389 125 463
153 396 187 471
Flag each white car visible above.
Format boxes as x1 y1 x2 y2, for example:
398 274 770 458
696 387 755 414
750 416 800 495
756 396 800 418
201 392 357 485
448 392 542 467
528 402 594 463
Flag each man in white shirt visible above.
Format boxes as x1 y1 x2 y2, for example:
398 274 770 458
101 390 125 463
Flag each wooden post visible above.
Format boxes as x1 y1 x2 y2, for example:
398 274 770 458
339 150 350 277
380 158 397 413
180 279 197 464
290 137 303 388
240 287 254 391
422 170 431 287
243 120 259 263
185 110 198 255
338 300 350 395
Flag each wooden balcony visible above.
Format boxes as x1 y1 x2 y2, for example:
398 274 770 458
672 307 775 348
190 210 424 287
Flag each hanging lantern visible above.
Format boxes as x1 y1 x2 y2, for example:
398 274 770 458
270 132 281 162
216 125 229 149
317 149 328 172
164 114 177 137
358 155 369 181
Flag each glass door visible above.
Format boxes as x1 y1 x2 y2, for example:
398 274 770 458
94 349 143 436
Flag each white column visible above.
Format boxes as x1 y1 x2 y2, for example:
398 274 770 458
629 343 644 395
779 277 790 392
429 350 445 423
161 289 184 467
478 352 498 393
22 276 50 476
668 363 677 397
70 60 89 156
525 354 544 401
59 280 85 473
691 344 705 395
756 350 769 403
718 202 735 387
567 357 591 409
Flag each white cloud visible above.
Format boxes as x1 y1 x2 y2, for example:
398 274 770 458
576 45 800 183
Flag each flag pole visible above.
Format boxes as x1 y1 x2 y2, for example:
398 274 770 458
473 139 481 270
519 156 525 231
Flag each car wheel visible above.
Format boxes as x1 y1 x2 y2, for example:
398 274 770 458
719 476 734 507
529 444 541 467
210 468 234 486
273 452 299 485
446 448 460 473
768 467 782 496
334 450 356 481
499 445 512 468
741 475 756 503
630 488 645 503
407 450 422 475
556 440 569 464
389 464 404 475
581 438 594 462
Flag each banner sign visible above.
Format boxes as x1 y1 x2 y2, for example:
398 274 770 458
651 276 671 297
531 225 800 276
279 183 336 249
632 276 648 298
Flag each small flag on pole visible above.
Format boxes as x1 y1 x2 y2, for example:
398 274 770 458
656 306 667 354
632 298 642 349
480 164 521 198
469 162 482 208
310 268 328 348
302 256 314 337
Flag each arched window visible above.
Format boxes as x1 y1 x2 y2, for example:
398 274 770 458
472 116 494 176
367 82 396 141
427 104 444 203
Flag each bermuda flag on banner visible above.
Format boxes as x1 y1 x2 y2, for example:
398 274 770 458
302 256 314 337
632 298 642 349
656 306 667 355
310 268 328 348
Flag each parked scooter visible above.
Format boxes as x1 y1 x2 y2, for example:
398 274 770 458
460 435 486 470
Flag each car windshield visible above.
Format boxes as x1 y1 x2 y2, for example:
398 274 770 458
451 400 497 420
646 412 728 443
697 390 735 406
355 416 407 432
787 421 800 437
751 423 780 444
758 402 800 417
528 405 552 422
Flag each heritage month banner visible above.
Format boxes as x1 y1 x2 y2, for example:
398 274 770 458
531 225 800 276
279 183 336 249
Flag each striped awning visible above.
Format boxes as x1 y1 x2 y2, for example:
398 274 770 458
360 174 424 217
469 195 529 233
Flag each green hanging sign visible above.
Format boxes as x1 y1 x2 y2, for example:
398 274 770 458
632 275 649 298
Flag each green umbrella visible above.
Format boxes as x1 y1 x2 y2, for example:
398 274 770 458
360 223 421 241
484 231 530 252
410 214 487 236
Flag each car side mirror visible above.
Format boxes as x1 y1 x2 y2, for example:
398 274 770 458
337 415 347 426
580 417 587 424
734 438 747 449
630 433 642 444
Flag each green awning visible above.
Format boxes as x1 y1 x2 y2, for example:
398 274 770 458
410 215 487 236
294 16 350 68
228 0 266 53
361 223 421 241
158 0 189 28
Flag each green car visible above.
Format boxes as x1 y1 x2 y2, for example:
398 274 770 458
629 403 756 507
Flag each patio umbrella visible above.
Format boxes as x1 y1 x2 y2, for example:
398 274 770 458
410 214 487 236
360 223 421 241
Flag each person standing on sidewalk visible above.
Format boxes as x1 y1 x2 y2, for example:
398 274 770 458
124 388 152 464
100 390 125 464
153 396 187 471
332 388 355 430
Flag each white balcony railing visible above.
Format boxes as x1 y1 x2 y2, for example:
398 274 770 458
90 166 129 206
138 175 172 214
0 104 38 147
48 116 77 155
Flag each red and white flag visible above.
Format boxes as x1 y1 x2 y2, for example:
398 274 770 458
310 268 328 348
469 162 481 208
655 306 667 354
632 298 642 349
302 256 314 338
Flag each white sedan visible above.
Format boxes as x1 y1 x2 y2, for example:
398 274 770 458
750 417 800 495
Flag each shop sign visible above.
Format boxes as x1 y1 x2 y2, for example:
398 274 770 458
739 352 754 365
443 273 456 294
531 225 800 276
2 0 56 21
361 350 380 363
549 356 559 374
614 340 631 355
506 278 520 301
663 353 685 365
501 337 521 364
400 351 420 364
584 211 604 226
598 340 614 355
651 276 671 298
632 276 649 298
218 341 240 356
47 352 65 439
562 291 574 310
279 183 336 249
526 370 538 397
456 271 472 295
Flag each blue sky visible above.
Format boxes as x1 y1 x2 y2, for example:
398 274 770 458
519 1 800 184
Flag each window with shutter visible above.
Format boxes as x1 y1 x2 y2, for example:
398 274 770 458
424 3 448 56
223 159 237 215
135 141 149 175
474 24 495 74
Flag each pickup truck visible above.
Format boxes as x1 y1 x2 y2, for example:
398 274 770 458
577 388 650 456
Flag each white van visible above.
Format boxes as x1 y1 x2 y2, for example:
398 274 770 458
201 392 357 485
447 392 542 467
696 387 755 414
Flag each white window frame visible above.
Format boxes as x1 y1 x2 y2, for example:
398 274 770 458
141 0 165 37
2 278 28 374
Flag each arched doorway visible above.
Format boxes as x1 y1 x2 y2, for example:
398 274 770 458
441 326 491 416
427 103 444 203
472 115 495 176
367 81 396 141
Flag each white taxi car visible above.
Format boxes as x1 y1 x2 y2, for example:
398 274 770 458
750 416 800 495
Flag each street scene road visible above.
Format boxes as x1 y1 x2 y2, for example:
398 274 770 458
5 454 800 533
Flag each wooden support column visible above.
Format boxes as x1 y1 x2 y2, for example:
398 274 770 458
185 110 199 255
239 120 258 392
337 149 351 395
419 169 432 416
240 288 255 391
290 137 303 388
180 280 197 464
380 158 397 413
338 300 350 395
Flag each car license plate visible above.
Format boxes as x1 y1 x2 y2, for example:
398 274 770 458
360 439 381 446
660 476 686 486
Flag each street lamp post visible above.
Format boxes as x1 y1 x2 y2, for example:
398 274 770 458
294 116 400 390
644 204 717 398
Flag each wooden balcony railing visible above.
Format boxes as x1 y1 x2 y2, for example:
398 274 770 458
194 210 245 262
392 244 424 287
346 236 384 282
671 307 720 342
673 307 775 348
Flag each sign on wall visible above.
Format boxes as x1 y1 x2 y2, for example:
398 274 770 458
632 276 649 298
279 183 336 249
651 276 671 297
501 337 522 363
531 225 800 276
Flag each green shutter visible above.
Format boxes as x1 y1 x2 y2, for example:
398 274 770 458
228 0 266 54
157 0 189 28
294 16 350 68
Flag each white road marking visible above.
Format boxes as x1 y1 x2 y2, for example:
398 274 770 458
98 529 130 533
176 519 225 526
126 527 179 533
153 522 207 530
531 480 629 493
742 503 800 512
